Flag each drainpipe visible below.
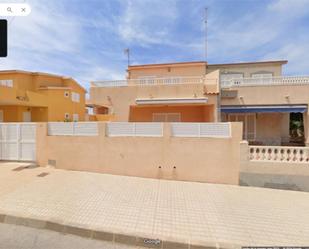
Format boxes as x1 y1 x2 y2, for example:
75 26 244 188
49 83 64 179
217 70 222 122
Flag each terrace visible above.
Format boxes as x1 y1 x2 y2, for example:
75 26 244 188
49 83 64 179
91 76 207 87
221 75 309 88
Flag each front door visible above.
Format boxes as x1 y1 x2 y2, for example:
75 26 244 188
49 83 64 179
23 112 31 122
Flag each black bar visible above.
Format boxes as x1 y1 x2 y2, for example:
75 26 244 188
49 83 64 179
0 20 7 57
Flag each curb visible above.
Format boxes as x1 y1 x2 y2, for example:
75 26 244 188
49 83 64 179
0 213 241 249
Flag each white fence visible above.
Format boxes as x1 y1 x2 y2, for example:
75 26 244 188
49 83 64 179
221 75 309 88
92 76 205 87
249 146 309 163
47 122 232 138
48 122 98 136
0 123 36 161
107 122 163 137
171 123 231 138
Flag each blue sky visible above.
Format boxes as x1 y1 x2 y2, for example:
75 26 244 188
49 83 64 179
1 0 309 90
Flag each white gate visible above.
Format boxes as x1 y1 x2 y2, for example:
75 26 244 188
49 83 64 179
0 123 36 161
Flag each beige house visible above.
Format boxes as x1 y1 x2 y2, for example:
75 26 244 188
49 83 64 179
89 59 309 146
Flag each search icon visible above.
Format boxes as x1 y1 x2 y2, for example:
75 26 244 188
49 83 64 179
0 4 30 16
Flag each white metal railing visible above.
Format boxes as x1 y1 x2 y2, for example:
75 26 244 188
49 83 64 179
106 122 163 137
48 122 98 136
249 146 309 163
92 76 205 87
221 75 309 88
171 123 231 138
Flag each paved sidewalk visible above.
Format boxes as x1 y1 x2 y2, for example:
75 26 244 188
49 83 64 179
0 162 309 247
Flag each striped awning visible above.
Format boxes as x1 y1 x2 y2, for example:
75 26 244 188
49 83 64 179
221 105 307 113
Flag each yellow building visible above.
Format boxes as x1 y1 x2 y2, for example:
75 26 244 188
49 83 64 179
0 70 86 122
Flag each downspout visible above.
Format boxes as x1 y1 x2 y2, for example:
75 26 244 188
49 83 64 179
217 69 222 122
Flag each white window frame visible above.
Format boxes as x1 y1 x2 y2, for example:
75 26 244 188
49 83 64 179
0 79 13 88
71 92 80 103
152 113 181 122
221 73 244 86
251 72 274 84
64 113 70 120
251 72 273 78
228 113 256 141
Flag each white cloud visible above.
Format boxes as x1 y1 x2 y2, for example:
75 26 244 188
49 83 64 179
208 0 309 71
117 0 178 46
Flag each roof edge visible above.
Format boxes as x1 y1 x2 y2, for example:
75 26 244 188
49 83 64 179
207 60 288 67
128 61 207 69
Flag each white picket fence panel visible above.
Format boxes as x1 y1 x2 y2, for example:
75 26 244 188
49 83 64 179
171 123 231 138
0 123 36 161
107 122 163 137
48 122 98 136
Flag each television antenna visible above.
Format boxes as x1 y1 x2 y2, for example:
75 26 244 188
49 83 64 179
124 48 130 66
204 7 208 62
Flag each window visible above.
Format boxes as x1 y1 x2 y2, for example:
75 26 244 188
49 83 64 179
64 113 70 120
71 92 80 103
64 91 70 98
228 113 256 140
152 113 181 122
73 114 79 122
251 73 273 84
221 73 244 85
251 73 273 78
0 79 13 88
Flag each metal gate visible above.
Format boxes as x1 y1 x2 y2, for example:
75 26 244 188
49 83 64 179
0 123 36 161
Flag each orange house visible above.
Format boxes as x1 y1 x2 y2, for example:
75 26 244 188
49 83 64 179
89 61 220 123
0 70 86 122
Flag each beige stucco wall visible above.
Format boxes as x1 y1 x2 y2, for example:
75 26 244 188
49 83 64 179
221 84 309 106
207 62 283 77
128 62 206 80
90 83 218 121
36 122 242 185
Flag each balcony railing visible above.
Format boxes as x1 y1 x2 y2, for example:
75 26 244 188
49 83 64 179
249 145 309 163
221 75 309 88
91 76 205 87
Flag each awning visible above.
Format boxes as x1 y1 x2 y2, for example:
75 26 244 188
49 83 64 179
221 105 307 113
136 97 208 105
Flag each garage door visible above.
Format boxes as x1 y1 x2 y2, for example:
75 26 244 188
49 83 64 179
0 123 36 161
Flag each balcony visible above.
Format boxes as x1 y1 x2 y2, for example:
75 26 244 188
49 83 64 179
91 76 206 87
221 75 309 88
